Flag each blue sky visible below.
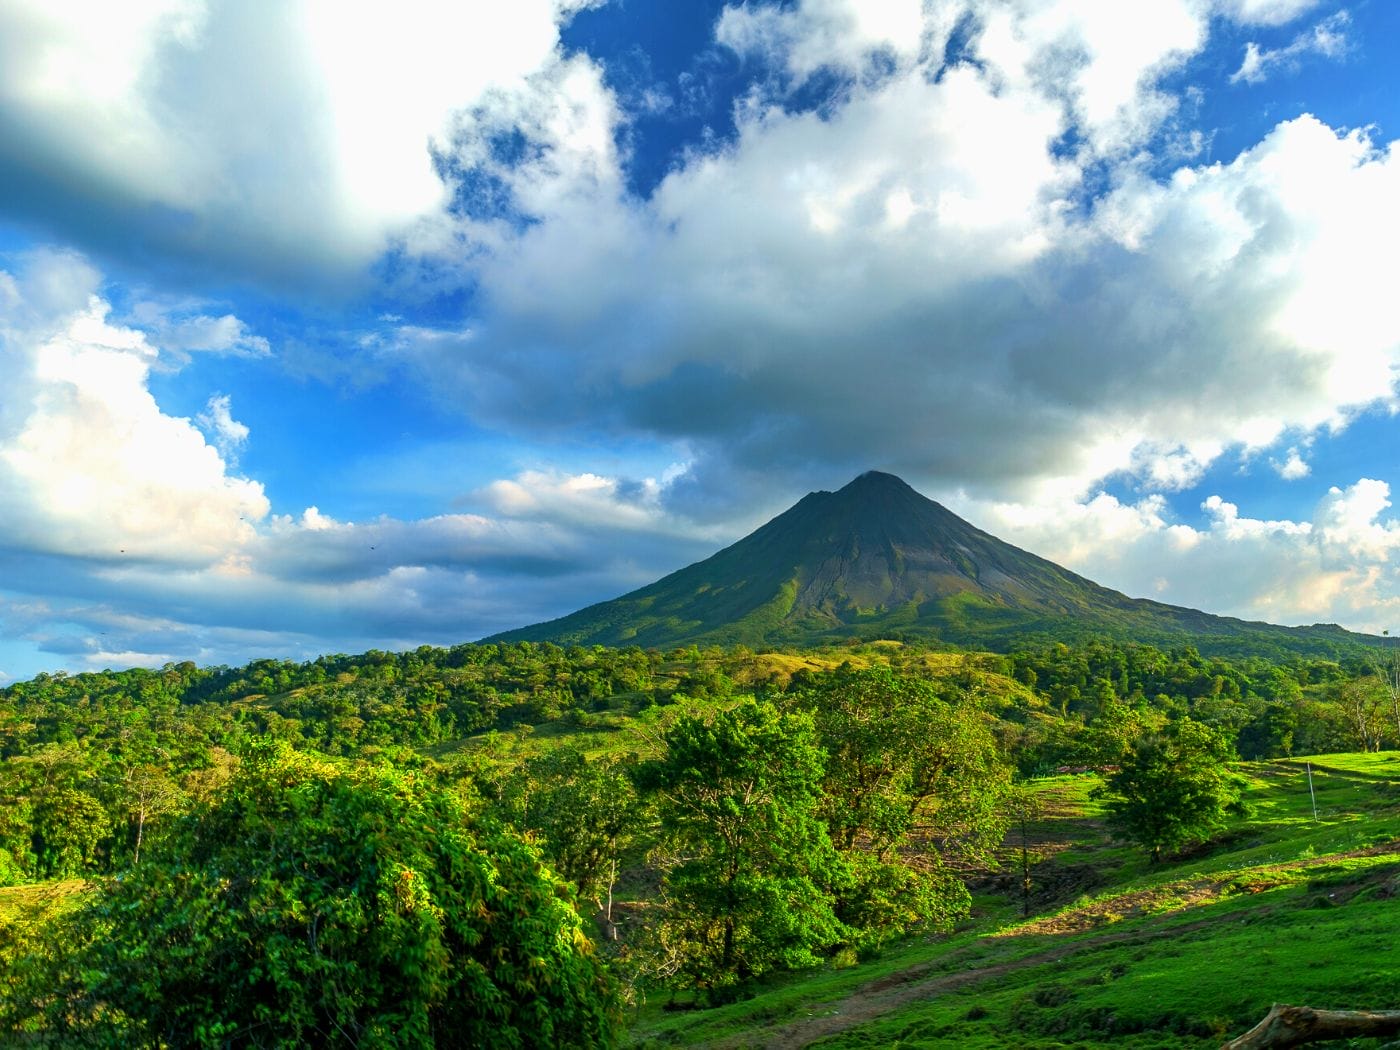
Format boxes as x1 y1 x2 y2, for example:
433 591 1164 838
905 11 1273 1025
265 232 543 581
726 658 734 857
2 0 1399 681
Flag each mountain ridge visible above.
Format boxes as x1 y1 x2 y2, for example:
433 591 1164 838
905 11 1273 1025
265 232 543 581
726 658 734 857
486 471 1370 655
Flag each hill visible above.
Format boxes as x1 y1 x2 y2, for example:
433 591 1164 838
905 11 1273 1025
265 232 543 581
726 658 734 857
488 471 1372 656
628 752 1400 1048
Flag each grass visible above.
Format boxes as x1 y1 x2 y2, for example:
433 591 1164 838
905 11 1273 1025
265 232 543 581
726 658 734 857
625 751 1400 1048
0 879 90 929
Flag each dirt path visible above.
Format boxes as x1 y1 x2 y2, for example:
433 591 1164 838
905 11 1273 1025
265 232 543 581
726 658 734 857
710 840 1400 1049
710 920 1200 1049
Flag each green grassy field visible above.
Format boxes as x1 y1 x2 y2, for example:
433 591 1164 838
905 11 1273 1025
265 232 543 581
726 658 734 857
626 753 1400 1048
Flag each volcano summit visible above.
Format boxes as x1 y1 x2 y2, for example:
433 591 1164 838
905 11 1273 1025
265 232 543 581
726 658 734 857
489 472 1365 655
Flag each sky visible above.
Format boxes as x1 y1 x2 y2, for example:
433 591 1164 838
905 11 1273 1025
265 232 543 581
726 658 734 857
2 0 1399 681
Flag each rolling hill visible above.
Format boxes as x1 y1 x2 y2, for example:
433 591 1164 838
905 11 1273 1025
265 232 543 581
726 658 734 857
487 471 1371 655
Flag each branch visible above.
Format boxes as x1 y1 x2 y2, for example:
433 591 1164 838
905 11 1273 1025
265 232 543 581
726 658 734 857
1223 1004 1400 1050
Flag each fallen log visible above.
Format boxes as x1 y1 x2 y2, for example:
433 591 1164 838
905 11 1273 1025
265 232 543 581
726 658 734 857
1223 1004 1400 1049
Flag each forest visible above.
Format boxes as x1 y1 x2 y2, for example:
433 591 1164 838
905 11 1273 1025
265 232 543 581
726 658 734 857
2 637 1398 1045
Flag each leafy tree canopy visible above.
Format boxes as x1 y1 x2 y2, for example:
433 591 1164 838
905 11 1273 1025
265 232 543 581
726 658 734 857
1095 718 1249 863
5 743 618 1048
635 700 845 994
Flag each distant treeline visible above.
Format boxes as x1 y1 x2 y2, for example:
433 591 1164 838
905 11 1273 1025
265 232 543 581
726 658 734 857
1 637 1394 885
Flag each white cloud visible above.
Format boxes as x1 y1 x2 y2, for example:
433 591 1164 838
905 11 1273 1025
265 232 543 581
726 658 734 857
196 394 250 461
5 0 1400 675
715 0 1207 160
0 250 268 563
1272 447 1311 479
0 0 583 286
1230 10 1350 85
0 250 736 675
716 0 937 82
1315 478 1400 562
1216 0 1326 28
127 301 272 366
416 1 1400 511
477 468 708 534
963 479 1400 632
0 261 726 671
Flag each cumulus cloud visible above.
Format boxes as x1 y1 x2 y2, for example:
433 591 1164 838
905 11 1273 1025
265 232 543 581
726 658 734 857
0 475 718 676
0 249 268 563
5 0 1400 675
409 1 1398 516
127 301 272 367
963 478 1400 633
0 0 584 289
1217 0 1327 28
196 394 250 461
0 254 723 675
0 250 733 676
1272 446 1311 480
716 0 938 83
1230 10 1351 85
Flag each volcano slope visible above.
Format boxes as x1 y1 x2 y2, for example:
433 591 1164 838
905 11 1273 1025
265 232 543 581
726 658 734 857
489 471 1370 657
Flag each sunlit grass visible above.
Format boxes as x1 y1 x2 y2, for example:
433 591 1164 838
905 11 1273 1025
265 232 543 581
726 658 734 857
625 751 1400 1048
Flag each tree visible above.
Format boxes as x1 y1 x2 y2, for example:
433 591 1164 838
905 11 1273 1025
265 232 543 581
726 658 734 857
118 761 183 865
1378 644 1400 744
635 700 844 995
789 668 1008 858
494 746 640 939
1006 785 1043 918
1225 1004 1400 1049
1335 675 1388 752
787 667 1010 944
6 744 618 1048
1095 718 1249 863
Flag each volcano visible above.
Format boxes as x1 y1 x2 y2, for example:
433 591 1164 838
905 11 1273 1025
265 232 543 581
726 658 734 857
487 471 1366 654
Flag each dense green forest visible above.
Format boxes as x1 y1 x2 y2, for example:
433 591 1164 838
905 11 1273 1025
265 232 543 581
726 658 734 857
2 638 1398 1045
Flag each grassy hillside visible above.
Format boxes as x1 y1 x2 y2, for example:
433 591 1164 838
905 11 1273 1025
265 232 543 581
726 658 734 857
627 753 1400 1048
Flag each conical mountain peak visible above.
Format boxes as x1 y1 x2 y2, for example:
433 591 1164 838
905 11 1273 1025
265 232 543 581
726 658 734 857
487 472 1363 654
841 470 913 491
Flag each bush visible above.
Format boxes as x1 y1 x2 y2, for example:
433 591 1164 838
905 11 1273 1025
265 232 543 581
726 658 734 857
5 744 618 1047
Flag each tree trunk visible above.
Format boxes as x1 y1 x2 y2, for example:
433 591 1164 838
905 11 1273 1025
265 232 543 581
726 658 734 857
603 857 618 941
1222 1004 1400 1049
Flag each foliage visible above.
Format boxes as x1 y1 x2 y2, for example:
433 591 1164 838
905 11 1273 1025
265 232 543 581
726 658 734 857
1095 719 1250 862
3 744 619 1048
489 745 640 923
629 752 1400 1049
1334 675 1389 752
635 700 845 994
785 665 1010 944
2 633 1398 1037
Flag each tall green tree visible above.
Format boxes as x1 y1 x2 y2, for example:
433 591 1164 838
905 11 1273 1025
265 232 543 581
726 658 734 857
1096 718 1249 863
5 744 618 1048
636 700 844 994
787 667 1009 943
1335 675 1388 752
493 745 640 938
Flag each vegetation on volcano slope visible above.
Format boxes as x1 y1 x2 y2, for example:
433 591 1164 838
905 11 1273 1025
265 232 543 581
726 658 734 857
485 473 1389 659
2 638 1399 1045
